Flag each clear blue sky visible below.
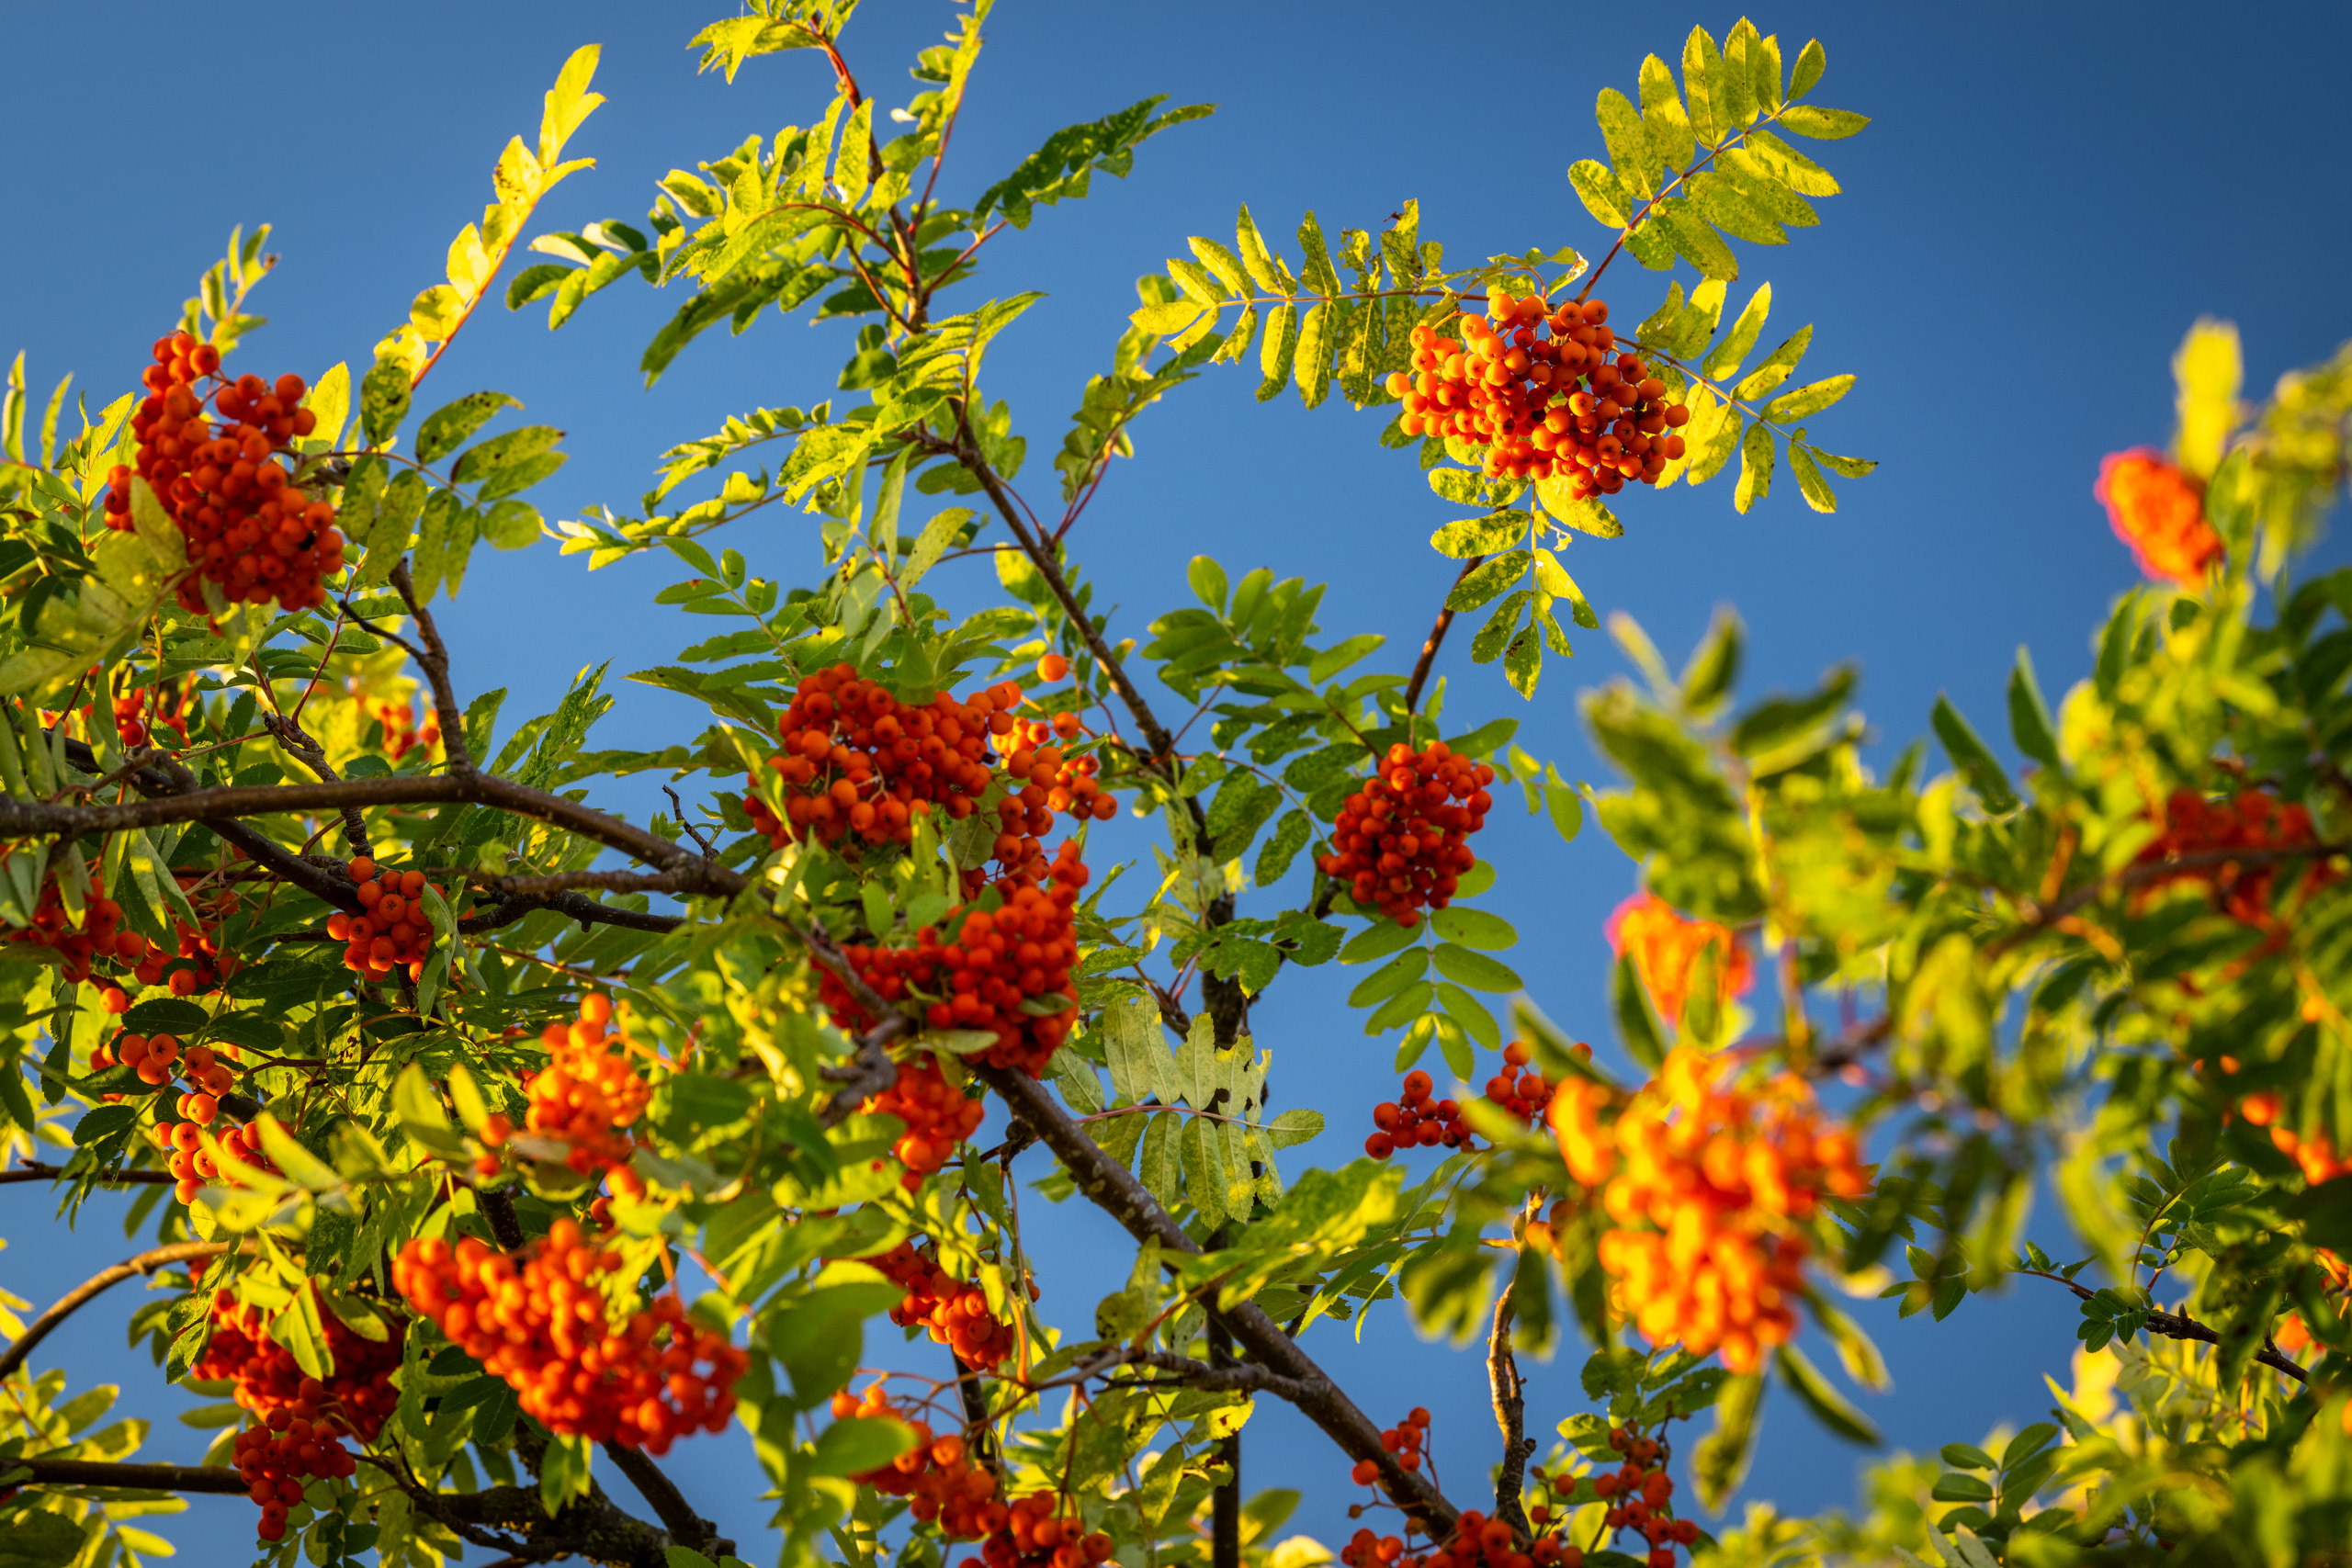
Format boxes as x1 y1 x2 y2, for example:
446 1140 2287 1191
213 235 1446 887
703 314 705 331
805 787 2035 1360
6 2 2351 1563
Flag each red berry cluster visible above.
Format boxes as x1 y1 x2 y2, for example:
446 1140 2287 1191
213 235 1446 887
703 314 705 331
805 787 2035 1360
4 886 148 987
323 856 445 982
1318 743 1494 928
196 1289 403 1541
960 1492 1114 1568
2136 787 2338 927
107 332 345 612
194 1288 403 1439
392 1221 745 1454
2096 449 2224 589
873 1241 1023 1369
111 682 191 750
1365 1043 1562 1160
1388 297 1691 494
832 1383 1005 1537
1347 1406 1430 1486
748 668 1001 861
867 1055 985 1190
1586 1427 1700 1567
820 840 1089 1078
356 689 441 762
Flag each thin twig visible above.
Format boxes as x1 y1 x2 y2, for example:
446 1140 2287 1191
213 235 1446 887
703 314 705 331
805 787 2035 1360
0 1242 232 1381
1403 556 1484 720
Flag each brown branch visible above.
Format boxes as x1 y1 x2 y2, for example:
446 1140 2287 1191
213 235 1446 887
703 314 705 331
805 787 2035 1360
601 1443 731 1559
0 1241 232 1381
390 560 475 772
262 714 371 858
458 889 684 938
1487 1259 1533 1533
2 1458 246 1495
2018 1269 2310 1383
1403 556 1483 719
973 1062 1457 1532
0 1161 176 1187
2007 842 2346 944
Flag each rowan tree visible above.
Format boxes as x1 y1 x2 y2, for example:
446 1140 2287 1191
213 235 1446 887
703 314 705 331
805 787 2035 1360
3 7 2351 1568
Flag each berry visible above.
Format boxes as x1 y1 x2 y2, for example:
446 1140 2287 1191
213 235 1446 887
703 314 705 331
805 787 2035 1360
392 1220 746 1454
1364 1042 1562 1159
518 993 649 1177
107 333 345 612
323 857 445 982
820 840 1090 1078
866 1055 986 1190
1607 893 1753 1027
1317 742 1493 927
2135 787 2336 927
872 1241 1021 1369
1552 1046 1870 1372
2096 449 2223 587
830 1383 1006 1537
1385 296 1690 496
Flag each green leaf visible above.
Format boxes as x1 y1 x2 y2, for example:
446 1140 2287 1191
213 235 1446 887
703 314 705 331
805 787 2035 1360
1773 1344 1881 1447
1776 104 1870 140
1657 200 1740 280
1691 1371 1763 1511
1567 161 1633 228
1702 284 1771 380
1761 375 1853 423
1941 1443 1997 1472
1256 809 1312 886
2007 647 2060 770
415 391 523 465
1789 39 1827 98
1470 591 1532 664
1431 512 1526 559
811 1416 918 1477
1448 551 1532 613
1733 422 1774 513
1188 555 1228 611
1430 908 1516 950
1639 53 1696 171
1931 695 2020 814
1348 948 1430 1009
360 358 413 447
1931 1473 1996 1504
1595 88 1660 198
1431 942 1522 994
1785 443 1837 513
1309 634 1385 683
1612 952 1667 1071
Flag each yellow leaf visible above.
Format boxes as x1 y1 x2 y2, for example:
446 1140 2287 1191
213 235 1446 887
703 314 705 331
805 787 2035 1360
411 285 465 344
446 224 491 299
538 44 605 167
493 134 541 205
2172 317 2241 479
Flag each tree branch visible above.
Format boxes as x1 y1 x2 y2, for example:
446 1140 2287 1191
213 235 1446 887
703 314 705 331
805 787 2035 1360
0 1161 176 1187
1487 1261 1533 1533
973 1062 1456 1532
2 1458 247 1494
1402 556 1483 720
390 559 477 773
0 1242 232 1381
2019 1269 2311 1382
261 713 371 858
601 1442 731 1559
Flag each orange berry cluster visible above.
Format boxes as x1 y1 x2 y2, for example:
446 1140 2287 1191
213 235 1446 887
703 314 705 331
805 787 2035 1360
867 1055 985 1190
2136 788 2336 927
2096 449 2223 588
1607 893 1752 1028
873 1241 1020 1369
514 994 648 1177
111 682 191 750
1387 296 1690 493
1552 1046 1869 1373
1318 742 1494 928
1344 1514 1581 1568
2236 1091 2352 1186
391 1220 745 1454
831 1383 1006 1537
1584 1427 1700 1568
1347 1406 1430 1486
1365 1043 1566 1160
961 1492 1114 1568
821 840 1089 1077
323 856 445 982
107 333 345 613
359 690 441 761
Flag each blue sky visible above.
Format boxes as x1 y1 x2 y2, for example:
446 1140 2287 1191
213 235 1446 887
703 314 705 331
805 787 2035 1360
6 2 2352 1563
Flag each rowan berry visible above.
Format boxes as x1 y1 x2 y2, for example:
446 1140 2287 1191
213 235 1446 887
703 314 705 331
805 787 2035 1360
2135 787 2336 928
865 1055 986 1190
1363 1045 1554 1159
323 858 444 982
107 332 345 612
1388 298 1690 495
513 994 651 1177
392 1221 746 1453
821 840 1090 1078
1607 893 1752 1026
830 1383 1009 1538
1035 652 1069 682
1316 742 1493 927
1551 1046 1870 1372
2095 449 2223 587
872 1241 1021 1369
